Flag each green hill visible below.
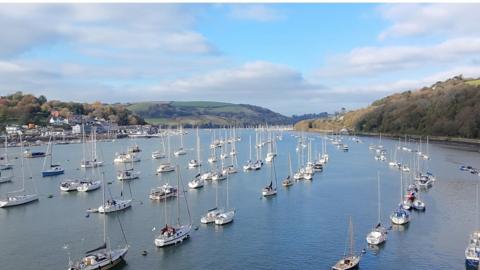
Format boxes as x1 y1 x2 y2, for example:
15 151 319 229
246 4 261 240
127 101 291 127
295 75 480 139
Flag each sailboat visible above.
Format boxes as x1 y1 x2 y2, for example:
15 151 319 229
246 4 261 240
282 153 294 187
154 167 192 247
332 217 361 270
366 172 387 246
201 178 223 224
262 156 278 197
265 132 277 163
390 172 410 225
188 128 202 169
152 135 167 159
174 126 187 156
212 155 227 181
0 170 13 184
215 173 235 225
294 144 305 180
0 135 13 170
157 134 175 173
243 135 254 171
97 176 132 214
465 180 480 268
80 126 103 168
223 148 238 175
68 172 128 270
117 156 140 181
0 136 39 207
42 135 65 177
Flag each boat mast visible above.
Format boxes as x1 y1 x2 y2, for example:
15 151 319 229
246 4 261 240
226 173 229 209
249 135 252 161
288 153 292 177
196 127 200 162
377 172 381 224
176 168 180 226
101 170 107 247
349 217 355 257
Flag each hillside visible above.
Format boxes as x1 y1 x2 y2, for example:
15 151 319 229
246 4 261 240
295 76 480 139
127 101 292 127
0 92 145 128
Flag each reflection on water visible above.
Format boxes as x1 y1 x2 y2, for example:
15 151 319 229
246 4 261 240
0 129 479 269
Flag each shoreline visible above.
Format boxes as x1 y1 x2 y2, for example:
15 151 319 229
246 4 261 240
295 128 480 151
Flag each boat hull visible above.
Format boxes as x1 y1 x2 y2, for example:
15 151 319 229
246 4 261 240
154 225 191 247
42 169 65 177
98 200 132 213
332 255 360 270
0 194 39 208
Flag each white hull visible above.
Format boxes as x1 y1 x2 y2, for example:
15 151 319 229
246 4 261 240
215 210 235 225
188 178 204 189
0 194 38 207
77 181 101 192
68 246 128 270
390 214 410 225
262 188 277 197
60 181 80 192
200 208 224 224
80 160 103 168
98 199 132 213
154 225 191 247
157 164 175 173
0 174 13 183
366 228 387 245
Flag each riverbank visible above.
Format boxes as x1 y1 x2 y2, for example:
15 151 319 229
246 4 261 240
296 128 480 151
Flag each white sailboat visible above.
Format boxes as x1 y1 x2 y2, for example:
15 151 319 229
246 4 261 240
157 134 175 173
243 135 255 171
80 127 103 168
152 135 167 159
332 217 361 270
390 172 410 225
366 172 387 246
174 126 187 156
0 135 13 170
282 153 294 187
117 155 140 181
262 157 278 197
215 173 235 225
201 179 223 224
97 177 132 214
188 128 201 169
68 171 128 270
154 167 192 247
0 136 39 208
465 181 480 268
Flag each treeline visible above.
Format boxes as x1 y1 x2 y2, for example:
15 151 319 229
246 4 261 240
0 92 145 128
355 76 480 138
291 112 329 123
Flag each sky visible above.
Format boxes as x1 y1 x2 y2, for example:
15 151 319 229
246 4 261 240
1 3 480 115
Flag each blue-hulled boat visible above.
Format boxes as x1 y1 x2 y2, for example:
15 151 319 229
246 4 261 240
41 135 64 177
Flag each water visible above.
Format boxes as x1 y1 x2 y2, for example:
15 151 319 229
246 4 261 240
0 129 478 269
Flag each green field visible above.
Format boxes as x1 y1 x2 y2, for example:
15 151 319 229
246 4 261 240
466 79 480 86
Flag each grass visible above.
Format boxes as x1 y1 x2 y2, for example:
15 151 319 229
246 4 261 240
466 79 480 86
170 101 233 108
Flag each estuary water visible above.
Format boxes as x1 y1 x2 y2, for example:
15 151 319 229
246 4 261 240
0 129 479 270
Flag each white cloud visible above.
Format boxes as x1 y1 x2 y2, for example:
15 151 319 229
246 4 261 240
130 61 327 114
317 37 480 78
379 4 480 40
229 5 282 22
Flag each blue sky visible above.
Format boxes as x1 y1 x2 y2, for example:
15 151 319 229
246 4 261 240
1 3 480 115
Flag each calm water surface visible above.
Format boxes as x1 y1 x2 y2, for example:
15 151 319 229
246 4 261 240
0 129 478 269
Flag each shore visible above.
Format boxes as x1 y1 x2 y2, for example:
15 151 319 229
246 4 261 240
296 128 480 151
